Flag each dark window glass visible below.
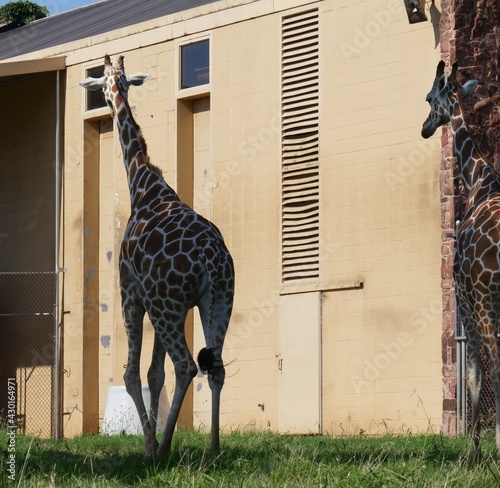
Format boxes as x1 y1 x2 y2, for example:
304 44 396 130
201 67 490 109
181 40 209 89
86 65 106 110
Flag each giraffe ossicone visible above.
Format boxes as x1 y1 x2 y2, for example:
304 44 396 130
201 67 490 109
422 60 500 461
81 55 235 457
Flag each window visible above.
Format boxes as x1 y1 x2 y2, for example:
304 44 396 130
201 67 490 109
85 65 106 111
180 40 210 89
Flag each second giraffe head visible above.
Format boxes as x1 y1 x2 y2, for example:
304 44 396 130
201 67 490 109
80 55 150 116
421 60 478 139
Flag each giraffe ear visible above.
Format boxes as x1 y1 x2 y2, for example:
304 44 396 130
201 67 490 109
459 79 478 98
80 76 105 91
126 72 150 86
436 60 445 77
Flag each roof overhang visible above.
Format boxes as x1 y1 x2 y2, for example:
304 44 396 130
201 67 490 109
0 56 66 79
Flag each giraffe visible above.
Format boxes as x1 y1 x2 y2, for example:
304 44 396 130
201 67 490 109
80 55 234 457
422 60 500 461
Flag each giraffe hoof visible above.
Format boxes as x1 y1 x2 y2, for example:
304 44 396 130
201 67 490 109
144 437 159 458
156 438 172 458
156 446 170 458
468 448 482 465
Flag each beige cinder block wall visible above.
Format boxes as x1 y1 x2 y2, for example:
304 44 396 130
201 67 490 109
321 0 443 434
192 0 444 435
56 0 443 437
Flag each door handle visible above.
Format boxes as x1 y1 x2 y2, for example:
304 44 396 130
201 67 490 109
276 354 283 371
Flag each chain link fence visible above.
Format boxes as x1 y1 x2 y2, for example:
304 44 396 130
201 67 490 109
456 316 497 434
0 272 59 438
465 345 497 432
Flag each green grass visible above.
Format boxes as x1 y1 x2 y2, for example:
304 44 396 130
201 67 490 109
1 429 499 487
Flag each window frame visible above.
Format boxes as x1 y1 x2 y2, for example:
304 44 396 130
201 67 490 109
176 34 212 100
180 39 210 90
81 61 109 119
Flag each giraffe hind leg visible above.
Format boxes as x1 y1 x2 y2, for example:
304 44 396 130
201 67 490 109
146 333 166 453
471 309 500 461
156 348 197 457
197 346 225 452
152 311 198 457
197 285 233 453
208 355 225 453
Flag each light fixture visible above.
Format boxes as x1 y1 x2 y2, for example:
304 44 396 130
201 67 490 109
404 0 427 24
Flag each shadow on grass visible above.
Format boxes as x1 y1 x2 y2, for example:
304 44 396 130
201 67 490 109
4 435 151 485
2 430 496 485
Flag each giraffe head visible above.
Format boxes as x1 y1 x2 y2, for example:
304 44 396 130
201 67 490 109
80 55 150 115
421 61 478 139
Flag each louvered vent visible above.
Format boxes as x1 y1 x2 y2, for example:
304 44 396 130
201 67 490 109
281 9 320 284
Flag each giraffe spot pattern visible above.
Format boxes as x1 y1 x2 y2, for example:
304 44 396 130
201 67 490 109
89 56 234 457
422 60 500 459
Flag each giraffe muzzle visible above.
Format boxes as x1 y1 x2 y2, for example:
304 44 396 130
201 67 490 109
421 119 436 139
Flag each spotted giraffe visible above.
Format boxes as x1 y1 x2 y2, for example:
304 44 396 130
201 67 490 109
80 55 234 457
422 60 500 460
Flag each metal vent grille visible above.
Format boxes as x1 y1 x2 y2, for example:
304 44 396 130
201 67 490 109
281 9 320 284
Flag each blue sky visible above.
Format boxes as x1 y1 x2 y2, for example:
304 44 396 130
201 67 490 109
0 1 102 16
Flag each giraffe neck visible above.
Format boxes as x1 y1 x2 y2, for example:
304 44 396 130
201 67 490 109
449 98 499 212
113 92 178 209
450 99 488 192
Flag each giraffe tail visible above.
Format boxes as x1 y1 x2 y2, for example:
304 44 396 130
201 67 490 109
197 347 216 374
